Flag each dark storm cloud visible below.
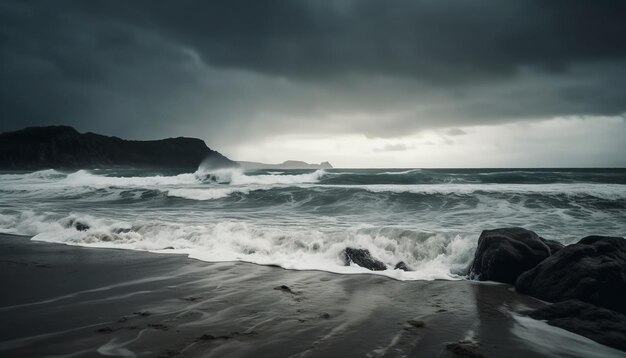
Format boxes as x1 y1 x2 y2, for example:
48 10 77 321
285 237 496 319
1 0 625 147
56 0 626 82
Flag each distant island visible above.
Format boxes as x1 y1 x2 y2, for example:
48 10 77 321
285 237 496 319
238 160 333 170
0 126 237 170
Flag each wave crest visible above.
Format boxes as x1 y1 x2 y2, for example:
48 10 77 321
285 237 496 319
195 168 327 185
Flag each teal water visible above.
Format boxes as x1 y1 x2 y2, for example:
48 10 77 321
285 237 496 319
1 167 624 280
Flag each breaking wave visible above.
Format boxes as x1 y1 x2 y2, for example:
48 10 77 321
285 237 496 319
198 168 327 185
0 211 474 280
1 167 624 280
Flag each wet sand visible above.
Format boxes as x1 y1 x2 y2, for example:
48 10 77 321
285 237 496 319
1 234 624 358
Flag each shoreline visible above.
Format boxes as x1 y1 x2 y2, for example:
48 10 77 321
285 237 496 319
1 234 624 357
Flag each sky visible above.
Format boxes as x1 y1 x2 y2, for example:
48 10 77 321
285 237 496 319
1 0 625 167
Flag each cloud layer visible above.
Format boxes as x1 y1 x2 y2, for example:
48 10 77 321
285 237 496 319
1 0 625 165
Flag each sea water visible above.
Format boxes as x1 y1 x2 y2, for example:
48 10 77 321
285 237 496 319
1 167 624 280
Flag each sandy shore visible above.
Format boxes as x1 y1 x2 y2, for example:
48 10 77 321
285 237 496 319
0 234 623 358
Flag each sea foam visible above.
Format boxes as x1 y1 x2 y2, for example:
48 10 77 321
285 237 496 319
0 211 474 281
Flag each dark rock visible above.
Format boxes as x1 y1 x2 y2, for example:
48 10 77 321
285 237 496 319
341 248 387 271
133 311 151 317
96 326 115 333
274 285 295 294
528 300 626 351
468 228 554 284
516 235 626 314
65 219 90 231
162 246 175 250
196 331 258 342
394 261 410 271
540 238 564 254
74 222 90 231
197 334 218 341
180 296 202 302
445 341 483 358
0 125 238 170
113 227 133 234
148 323 168 330
320 313 330 319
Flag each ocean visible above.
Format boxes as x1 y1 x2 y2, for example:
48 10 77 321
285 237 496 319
1 167 625 280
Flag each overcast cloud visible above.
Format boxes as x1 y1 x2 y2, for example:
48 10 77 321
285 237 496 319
1 0 625 166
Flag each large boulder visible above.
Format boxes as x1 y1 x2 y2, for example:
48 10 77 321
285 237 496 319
516 235 626 314
541 238 564 254
468 228 559 284
341 248 386 271
528 300 626 351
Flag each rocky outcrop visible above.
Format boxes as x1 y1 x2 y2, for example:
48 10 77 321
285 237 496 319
516 235 626 314
341 248 386 271
465 230 626 350
468 228 557 284
528 300 626 351
0 126 237 170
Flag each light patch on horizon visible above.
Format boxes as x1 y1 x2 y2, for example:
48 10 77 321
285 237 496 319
231 116 626 168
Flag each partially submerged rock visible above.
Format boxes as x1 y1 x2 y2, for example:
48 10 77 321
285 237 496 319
394 261 410 271
528 300 626 351
341 248 386 271
341 248 387 271
516 235 626 314
65 219 90 231
74 222 90 231
468 228 554 284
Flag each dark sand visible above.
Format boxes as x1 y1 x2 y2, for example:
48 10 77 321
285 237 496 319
1 234 624 358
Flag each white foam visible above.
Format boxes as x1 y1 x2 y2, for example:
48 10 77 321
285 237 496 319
199 168 326 185
62 170 201 187
296 183 626 200
167 187 252 200
0 169 66 180
0 168 330 203
2 168 623 282
0 212 473 281
378 169 421 175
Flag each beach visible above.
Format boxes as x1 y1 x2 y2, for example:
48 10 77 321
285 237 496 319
1 234 623 358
